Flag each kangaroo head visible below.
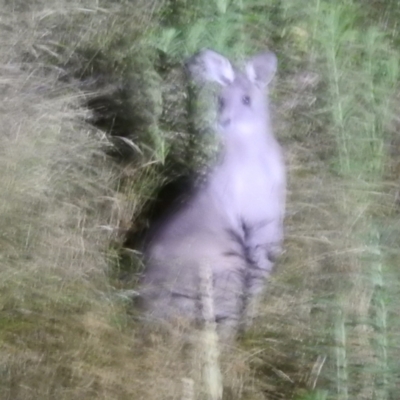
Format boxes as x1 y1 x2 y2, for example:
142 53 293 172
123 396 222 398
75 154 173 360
186 49 277 135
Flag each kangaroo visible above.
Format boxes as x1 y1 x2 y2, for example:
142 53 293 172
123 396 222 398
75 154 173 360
139 49 286 339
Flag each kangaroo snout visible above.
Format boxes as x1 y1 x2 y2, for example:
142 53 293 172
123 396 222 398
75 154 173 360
219 116 231 128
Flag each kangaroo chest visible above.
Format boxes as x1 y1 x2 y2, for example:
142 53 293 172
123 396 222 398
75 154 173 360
208 147 282 226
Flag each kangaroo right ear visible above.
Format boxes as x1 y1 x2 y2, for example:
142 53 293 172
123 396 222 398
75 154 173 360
185 49 235 86
245 52 277 87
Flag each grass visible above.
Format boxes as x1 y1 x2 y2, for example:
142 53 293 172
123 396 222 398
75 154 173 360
1 0 400 399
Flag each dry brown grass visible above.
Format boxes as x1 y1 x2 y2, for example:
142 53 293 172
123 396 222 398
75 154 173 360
0 2 263 400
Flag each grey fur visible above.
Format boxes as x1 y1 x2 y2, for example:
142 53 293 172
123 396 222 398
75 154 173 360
139 49 286 338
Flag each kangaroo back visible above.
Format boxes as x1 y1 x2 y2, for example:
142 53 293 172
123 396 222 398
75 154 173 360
140 49 286 339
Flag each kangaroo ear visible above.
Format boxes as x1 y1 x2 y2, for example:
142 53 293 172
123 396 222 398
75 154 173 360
186 49 235 86
245 52 277 87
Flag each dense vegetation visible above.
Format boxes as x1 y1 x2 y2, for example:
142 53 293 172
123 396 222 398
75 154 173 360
1 0 400 399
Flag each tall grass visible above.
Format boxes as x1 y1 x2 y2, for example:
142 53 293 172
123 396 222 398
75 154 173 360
313 3 398 399
1 0 400 399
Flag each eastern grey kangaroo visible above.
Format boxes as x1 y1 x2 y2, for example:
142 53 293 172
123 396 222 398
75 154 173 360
139 49 286 339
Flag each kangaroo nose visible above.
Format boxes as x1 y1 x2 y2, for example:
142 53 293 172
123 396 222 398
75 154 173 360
220 117 231 128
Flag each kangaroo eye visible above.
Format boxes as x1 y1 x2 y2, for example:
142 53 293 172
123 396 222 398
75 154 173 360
242 95 251 105
218 96 225 111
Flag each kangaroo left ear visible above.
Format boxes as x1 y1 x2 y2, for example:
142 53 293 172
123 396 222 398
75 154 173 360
245 52 277 87
185 49 235 86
